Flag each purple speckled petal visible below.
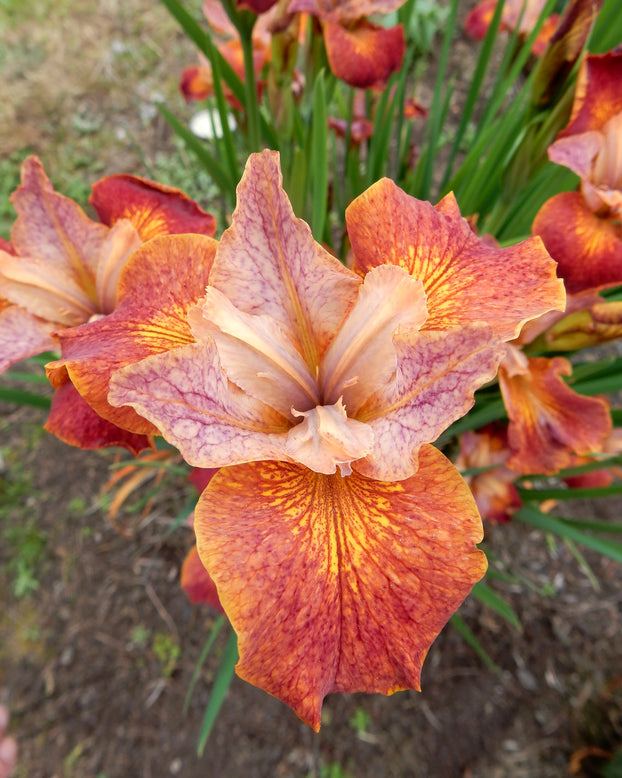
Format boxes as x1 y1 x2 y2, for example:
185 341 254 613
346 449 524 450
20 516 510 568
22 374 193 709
354 325 504 481
210 150 361 370
108 340 291 468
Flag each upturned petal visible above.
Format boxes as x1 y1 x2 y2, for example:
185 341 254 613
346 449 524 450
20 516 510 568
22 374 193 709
347 182 565 341
499 356 612 475
108 340 291 468
320 264 428 412
89 174 217 240
189 286 320 415
322 20 406 91
532 191 622 294
46 234 219 436
210 150 361 370
194 445 486 730
559 51 622 137
355 324 504 480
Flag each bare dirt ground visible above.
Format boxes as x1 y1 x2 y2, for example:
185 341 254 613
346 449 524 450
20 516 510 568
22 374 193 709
1 2 622 777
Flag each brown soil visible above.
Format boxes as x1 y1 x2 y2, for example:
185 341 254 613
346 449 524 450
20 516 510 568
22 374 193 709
2 2 622 777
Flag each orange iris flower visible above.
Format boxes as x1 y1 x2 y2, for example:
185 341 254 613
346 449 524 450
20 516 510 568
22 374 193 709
0 156 216 453
533 51 622 294
288 0 407 89
465 0 559 57
72 150 563 728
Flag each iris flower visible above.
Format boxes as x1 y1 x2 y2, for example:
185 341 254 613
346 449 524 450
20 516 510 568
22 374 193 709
72 150 562 727
498 345 612 476
533 51 622 294
0 156 216 452
288 0 407 89
465 0 559 57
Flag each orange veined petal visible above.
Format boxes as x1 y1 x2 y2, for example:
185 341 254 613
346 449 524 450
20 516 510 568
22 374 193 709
464 0 498 40
532 191 622 294
45 377 153 455
194 446 487 730
46 234 218 436
89 174 217 241
180 64 213 102
347 181 565 341
560 51 622 137
181 544 225 612
322 19 406 91
0 156 111 325
288 0 407 23
499 355 612 475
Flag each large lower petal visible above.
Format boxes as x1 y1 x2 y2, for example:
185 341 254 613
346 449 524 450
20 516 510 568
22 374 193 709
355 325 504 481
195 446 487 730
499 356 612 475
533 191 622 294
47 234 218 435
109 340 291 468
347 182 565 341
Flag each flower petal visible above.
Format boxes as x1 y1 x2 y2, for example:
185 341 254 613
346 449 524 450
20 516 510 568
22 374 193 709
499 356 612 475
210 150 361 371
189 286 320 415
560 51 622 137
7 156 107 305
320 264 428 412
45 378 153 455
355 324 504 480
181 544 225 612
47 234 219 435
532 191 622 294
89 174 217 240
0 303 57 372
347 181 565 341
285 399 374 475
194 445 487 730
322 20 405 91
109 340 291 468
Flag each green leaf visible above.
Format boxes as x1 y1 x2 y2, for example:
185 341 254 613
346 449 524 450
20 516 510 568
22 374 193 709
183 615 226 715
449 613 500 673
518 482 622 502
197 628 239 755
0 386 51 409
310 70 328 243
472 580 521 631
515 506 622 565
156 103 233 198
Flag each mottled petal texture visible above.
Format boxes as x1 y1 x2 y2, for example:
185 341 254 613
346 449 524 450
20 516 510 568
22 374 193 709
355 325 504 480
109 340 291 468
347 182 565 341
210 150 360 370
195 446 486 730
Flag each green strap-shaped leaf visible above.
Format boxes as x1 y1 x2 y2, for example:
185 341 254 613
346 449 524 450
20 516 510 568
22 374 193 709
197 628 239 755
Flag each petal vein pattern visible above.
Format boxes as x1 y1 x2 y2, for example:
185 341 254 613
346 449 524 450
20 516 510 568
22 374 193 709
195 446 487 731
210 151 359 369
108 340 290 467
